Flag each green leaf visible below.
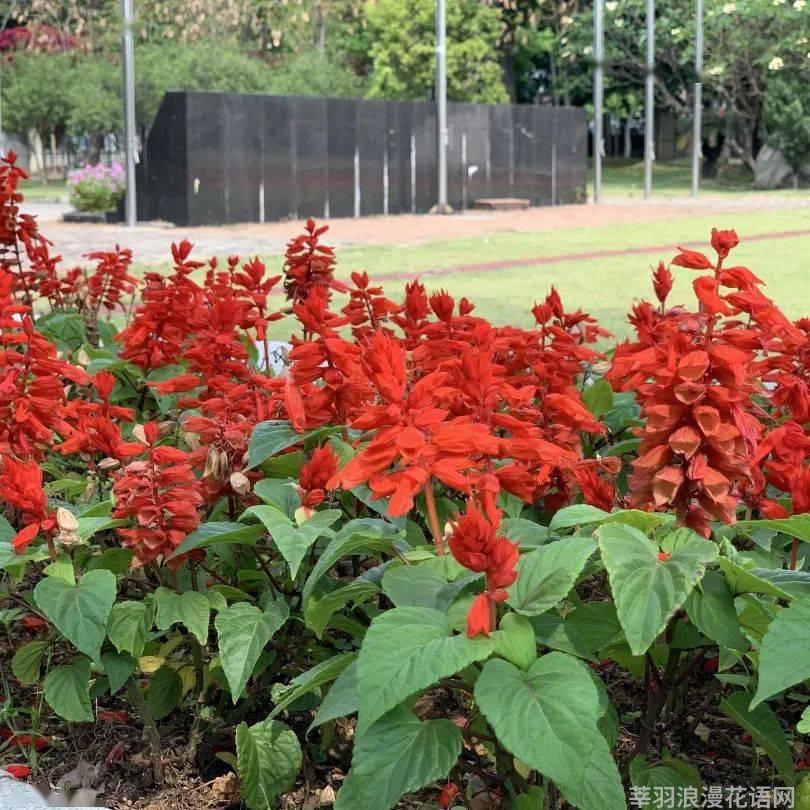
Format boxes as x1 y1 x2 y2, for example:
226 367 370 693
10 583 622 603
249 506 340 578
0 514 14 543
147 666 182 720
474 653 624 810
599 523 717 655
685 570 746 651
166 521 266 560
215 601 289 702
629 754 701 802
798 707 810 735
502 518 548 548
44 657 93 722
205 589 228 612
514 787 546 810
752 568 810 600
253 479 301 518
34 569 116 658
583 379 614 419
335 707 462 810
86 548 134 575
549 504 610 532
12 641 50 685
247 420 308 470
492 613 537 670
603 510 675 533
154 587 211 645
102 651 136 695
736 515 810 543
717 557 791 600
529 614 597 661
0 541 49 573
311 660 359 731
305 580 380 639
270 652 357 719
549 505 673 535
44 560 75 584
357 606 492 729
381 556 475 611
107 600 153 659
567 601 625 653
76 516 127 541
719 691 795 782
507 536 596 616
302 519 403 607
236 718 302 810
752 597 810 708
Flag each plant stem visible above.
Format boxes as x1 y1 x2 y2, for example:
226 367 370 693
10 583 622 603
126 679 164 785
790 538 800 570
632 625 680 759
424 480 445 556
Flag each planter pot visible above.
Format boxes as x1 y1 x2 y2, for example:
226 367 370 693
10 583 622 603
62 209 123 224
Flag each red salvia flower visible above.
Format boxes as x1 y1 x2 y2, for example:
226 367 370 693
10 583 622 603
0 456 55 553
283 219 346 304
652 261 673 306
112 422 203 569
448 503 518 637
117 240 202 371
85 246 137 313
607 229 770 536
299 444 339 508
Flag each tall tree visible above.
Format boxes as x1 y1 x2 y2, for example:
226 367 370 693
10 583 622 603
366 0 508 102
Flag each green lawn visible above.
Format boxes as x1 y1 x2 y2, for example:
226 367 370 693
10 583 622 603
293 207 810 340
128 206 807 341
19 178 69 203
590 157 805 199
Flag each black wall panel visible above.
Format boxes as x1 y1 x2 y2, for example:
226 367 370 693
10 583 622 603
140 92 586 225
186 93 227 226
293 97 328 219
533 106 554 206
262 96 294 222
356 100 386 216
224 94 261 224
385 101 411 216
139 92 188 224
327 99 357 219
488 105 513 199
412 102 437 213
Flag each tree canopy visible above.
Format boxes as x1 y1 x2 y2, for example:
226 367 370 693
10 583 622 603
1 0 808 171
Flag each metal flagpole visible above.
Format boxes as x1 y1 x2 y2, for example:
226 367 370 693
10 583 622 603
691 0 704 198
643 0 655 199
435 0 448 212
122 0 137 226
593 0 604 203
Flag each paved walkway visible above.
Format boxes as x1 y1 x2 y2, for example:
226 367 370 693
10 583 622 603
29 193 810 267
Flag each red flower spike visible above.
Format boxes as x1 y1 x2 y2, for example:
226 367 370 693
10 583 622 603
608 228 769 535
283 219 346 304
439 783 461 809
710 228 739 260
112 422 203 568
0 457 55 554
652 262 673 305
299 444 339 507
448 504 518 638
671 247 713 271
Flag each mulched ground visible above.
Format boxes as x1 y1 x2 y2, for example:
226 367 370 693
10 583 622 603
4 638 803 810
